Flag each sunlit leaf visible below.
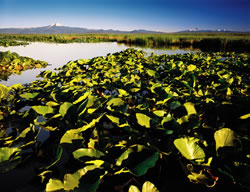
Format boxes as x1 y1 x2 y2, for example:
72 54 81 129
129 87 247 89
142 181 159 192
59 102 73 117
174 137 206 160
46 178 64 192
214 128 236 150
32 105 54 116
136 113 151 128
73 148 104 160
128 185 140 192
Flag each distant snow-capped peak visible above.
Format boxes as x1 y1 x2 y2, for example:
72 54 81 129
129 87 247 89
49 23 63 27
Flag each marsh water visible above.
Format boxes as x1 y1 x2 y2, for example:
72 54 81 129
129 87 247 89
0 42 195 85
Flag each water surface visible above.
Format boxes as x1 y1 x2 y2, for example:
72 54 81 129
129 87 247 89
0 42 194 85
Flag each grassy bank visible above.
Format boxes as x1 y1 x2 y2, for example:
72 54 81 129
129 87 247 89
1 33 250 52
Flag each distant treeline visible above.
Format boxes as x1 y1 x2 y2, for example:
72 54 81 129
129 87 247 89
1 33 250 52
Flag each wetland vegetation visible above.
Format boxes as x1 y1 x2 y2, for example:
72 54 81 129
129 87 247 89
1 33 250 52
0 47 249 191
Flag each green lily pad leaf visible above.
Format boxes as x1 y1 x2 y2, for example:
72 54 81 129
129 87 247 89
174 137 206 160
133 152 159 176
136 113 151 128
153 110 166 117
46 101 59 107
73 92 90 104
46 178 64 192
240 114 250 119
106 114 120 124
73 148 104 160
147 69 159 77
43 144 63 170
187 64 196 71
20 92 39 100
59 102 73 117
107 98 125 107
129 185 140 192
184 102 196 115
15 124 34 141
87 108 97 114
168 101 181 110
116 148 134 166
60 129 83 144
32 105 54 116
142 181 159 192
0 147 21 162
64 171 81 191
118 89 129 97
214 128 236 150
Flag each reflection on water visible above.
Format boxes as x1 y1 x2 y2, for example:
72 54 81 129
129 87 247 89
0 42 195 85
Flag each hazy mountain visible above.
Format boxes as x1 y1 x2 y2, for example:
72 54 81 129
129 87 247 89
176 28 246 33
0 23 162 34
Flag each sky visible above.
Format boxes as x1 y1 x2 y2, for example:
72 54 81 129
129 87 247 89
0 0 250 32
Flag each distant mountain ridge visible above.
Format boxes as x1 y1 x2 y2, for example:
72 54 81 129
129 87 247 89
0 23 162 34
176 28 248 33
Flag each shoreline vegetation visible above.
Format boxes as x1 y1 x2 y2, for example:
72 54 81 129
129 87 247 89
0 33 250 52
0 49 249 191
0 51 48 81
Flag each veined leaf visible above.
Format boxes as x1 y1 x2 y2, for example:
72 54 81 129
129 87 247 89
214 128 236 150
174 137 205 160
129 185 140 192
142 181 159 192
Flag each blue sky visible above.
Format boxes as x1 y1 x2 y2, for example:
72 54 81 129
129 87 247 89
0 0 249 32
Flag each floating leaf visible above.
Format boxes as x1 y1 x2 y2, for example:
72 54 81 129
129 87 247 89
214 128 236 150
0 147 21 162
184 102 196 115
107 98 125 107
132 152 159 176
116 148 134 166
129 185 140 192
20 92 39 100
142 181 159 192
153 110 166 117
106 114 120 125
59 102 73 117
240 114 250 119
187 64 196 71
73 148 104 160
174 137 206 160
60 129 83 144
136 113 151 128
32 106 54 116
46 178 64 192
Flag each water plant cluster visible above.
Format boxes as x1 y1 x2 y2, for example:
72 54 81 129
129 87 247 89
0 51 48 81
0 49 249 191
0 38 29 47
